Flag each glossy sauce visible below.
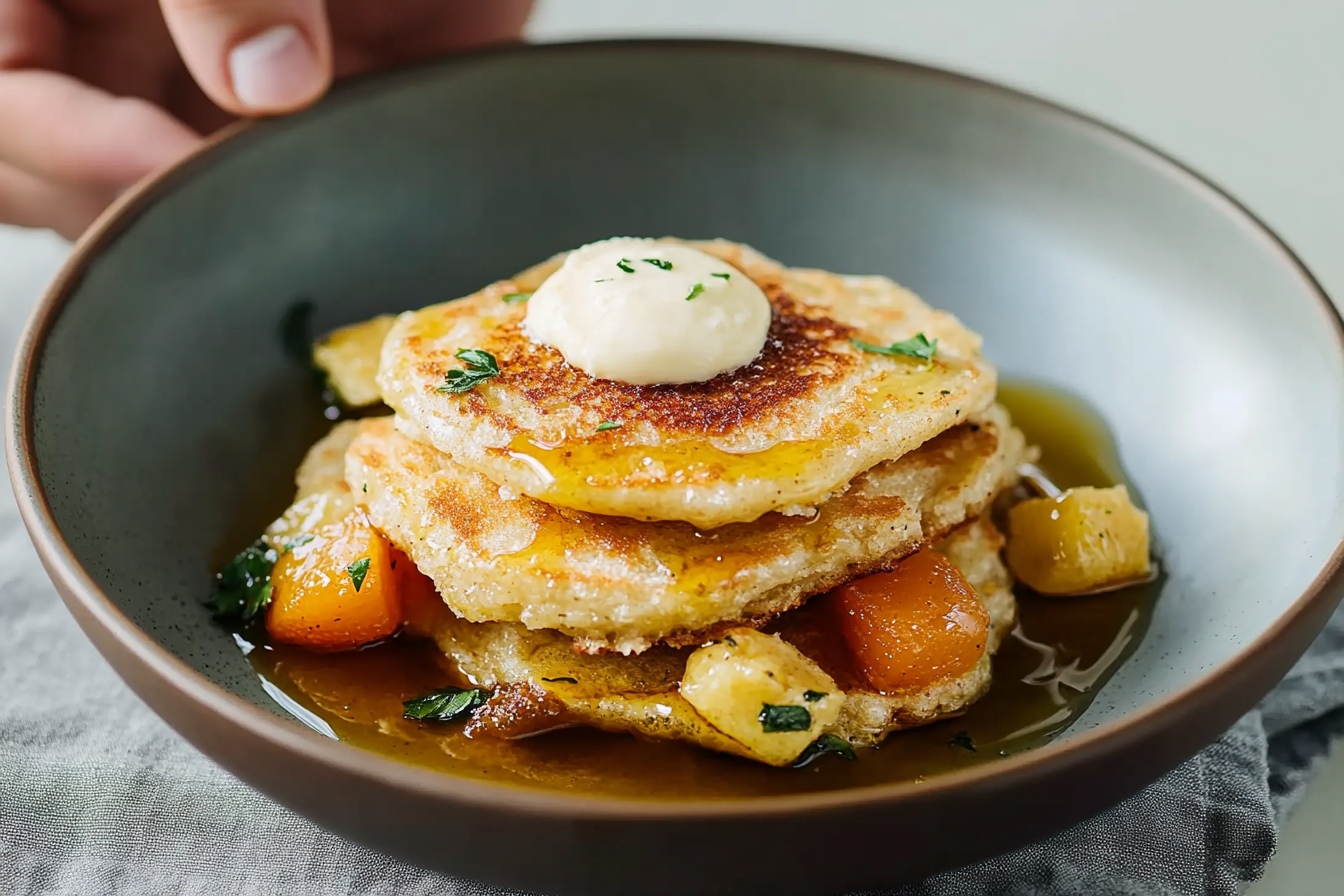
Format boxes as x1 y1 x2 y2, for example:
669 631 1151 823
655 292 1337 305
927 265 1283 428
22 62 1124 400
226 380 1160 799
501 361 971 516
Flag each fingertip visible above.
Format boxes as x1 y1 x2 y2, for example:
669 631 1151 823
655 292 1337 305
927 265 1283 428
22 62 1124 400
228 23 326 112
161 1 333 115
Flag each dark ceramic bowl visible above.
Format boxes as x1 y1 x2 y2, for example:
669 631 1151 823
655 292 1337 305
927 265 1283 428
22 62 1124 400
8 40 1344 896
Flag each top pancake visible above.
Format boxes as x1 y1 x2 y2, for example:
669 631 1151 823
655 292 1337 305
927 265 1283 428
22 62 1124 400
376 239 997 529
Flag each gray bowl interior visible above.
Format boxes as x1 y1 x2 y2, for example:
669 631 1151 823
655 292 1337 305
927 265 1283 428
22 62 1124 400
30 43 1344 751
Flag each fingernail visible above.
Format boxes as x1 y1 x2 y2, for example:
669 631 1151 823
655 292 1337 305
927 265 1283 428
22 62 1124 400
228 24 323 111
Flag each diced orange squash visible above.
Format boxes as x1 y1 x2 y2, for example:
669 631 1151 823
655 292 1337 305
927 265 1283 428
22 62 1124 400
267 511 400 651
392 548 452 633
832 548 989 693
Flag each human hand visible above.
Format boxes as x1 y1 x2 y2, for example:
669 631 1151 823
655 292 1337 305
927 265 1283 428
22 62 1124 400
0 0 534 237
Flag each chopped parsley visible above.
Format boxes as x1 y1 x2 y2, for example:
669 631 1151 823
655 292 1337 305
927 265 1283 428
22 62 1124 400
436 348 500 394
759 703 812 733
346 557 371 592
209 540 278 622
949 731 977 752
802 690 827 703
851 332 938 363
595 421 622 432
402 686 490 722
685 282 705 302
793 733 857 767
283 534 314 553
940 390 951 395
711 272 731 281
616 258 635 274
642 258 673 271
502 292 531 304
542 676 579 684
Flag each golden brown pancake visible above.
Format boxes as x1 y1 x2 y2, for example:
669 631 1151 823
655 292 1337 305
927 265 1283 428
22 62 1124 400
345 404 1026 654
402 517 1016 759
375 239 997 528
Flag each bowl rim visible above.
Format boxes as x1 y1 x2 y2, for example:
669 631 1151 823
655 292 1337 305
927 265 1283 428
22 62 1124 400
7 37 1344 821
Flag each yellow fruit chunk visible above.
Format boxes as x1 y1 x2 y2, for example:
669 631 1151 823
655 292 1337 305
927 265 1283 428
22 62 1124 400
313 315 396 407
1006 485 1151 596
263 490 353 552
680 628 844 766
267 511 400 651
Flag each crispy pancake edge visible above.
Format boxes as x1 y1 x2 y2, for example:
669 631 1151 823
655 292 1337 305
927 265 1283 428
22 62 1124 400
376 239 998 527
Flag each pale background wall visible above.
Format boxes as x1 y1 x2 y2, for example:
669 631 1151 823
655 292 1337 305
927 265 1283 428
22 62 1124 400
1 0 1339 890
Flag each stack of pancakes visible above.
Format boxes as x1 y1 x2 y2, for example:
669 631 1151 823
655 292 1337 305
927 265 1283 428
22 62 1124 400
295 240 1030 764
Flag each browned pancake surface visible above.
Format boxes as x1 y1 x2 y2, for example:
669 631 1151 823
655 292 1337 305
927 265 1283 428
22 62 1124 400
377 239 997 527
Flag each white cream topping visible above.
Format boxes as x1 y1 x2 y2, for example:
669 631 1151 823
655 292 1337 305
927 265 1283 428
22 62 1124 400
523 238 771 385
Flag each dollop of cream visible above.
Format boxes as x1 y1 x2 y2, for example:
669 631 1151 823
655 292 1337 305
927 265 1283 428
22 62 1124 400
523 238 771 385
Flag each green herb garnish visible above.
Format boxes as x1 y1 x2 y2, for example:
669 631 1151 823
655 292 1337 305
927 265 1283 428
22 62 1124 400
793 734 857 767
724 635 738 647
283 534 314 553
949 731 977 752
711 272 731 281
502 292 531 304
759 704 812 733
940 390 951 395
595 421 622 432
436 348 500 394
347 557 371 592
209 540 278 622
616 258 635 273
803 690 827 703
402 686 490 722
542 676 579 684
642 258 673 271
851 332 938 363
685 282 705 302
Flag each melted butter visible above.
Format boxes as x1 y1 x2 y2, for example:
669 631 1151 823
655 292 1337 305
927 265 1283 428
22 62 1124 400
502 363 965 516
493 489 879 601
225 379 1160 799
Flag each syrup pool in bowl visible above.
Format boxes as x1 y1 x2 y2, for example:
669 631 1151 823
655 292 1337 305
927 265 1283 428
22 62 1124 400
215 381 1161 799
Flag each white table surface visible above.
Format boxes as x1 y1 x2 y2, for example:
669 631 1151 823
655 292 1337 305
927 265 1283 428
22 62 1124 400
2 0 1340 890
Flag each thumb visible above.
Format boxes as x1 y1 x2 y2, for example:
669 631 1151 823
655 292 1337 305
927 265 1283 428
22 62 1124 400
160 0 333 115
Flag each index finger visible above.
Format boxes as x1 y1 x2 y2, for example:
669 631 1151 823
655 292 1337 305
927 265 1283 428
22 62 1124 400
0 69 200 185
